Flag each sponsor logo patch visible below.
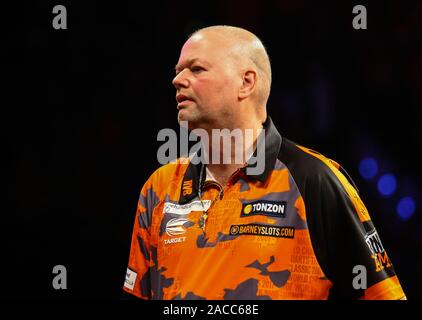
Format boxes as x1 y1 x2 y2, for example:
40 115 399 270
364 229 392 272
230 224 295 238
163 200 211 215
166 218 191 236
241 200 286 218
124 268 137 291
182 180 193 196
365 229 385 255
164 236 186 245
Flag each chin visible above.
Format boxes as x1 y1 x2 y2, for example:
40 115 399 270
177 112 190 124
178 111 200 127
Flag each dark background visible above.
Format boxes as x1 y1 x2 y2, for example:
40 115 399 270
3 0 421 299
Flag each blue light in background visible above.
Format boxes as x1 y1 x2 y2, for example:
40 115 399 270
377 174 397 197
359 157 378 180
397 197 416 221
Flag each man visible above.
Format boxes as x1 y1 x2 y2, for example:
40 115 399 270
122 25 406 299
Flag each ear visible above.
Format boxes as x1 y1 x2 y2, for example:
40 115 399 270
238 70 257 100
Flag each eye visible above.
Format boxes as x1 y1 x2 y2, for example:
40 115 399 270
191 66 205 73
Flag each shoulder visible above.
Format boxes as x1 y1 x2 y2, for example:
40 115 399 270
278 137 362 217
151 157 190 180
279 137 343 185
142 157 190 198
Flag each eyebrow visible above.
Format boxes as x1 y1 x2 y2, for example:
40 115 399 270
175 58 205 73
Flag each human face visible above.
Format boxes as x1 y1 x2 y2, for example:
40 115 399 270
173 32 241 130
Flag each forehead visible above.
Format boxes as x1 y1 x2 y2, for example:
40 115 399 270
177 32 231 66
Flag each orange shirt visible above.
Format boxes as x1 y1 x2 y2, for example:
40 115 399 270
123 117 405 300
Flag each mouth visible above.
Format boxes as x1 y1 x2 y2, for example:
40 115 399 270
176 94 195 109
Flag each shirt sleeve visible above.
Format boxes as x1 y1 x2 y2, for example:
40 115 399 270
122 177 158 299
304 159 406 300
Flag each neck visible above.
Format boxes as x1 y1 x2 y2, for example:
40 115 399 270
201 119 263 185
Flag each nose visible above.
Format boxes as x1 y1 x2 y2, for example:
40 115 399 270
172 69 189 89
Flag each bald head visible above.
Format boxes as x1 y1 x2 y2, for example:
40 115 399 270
189 26 272 109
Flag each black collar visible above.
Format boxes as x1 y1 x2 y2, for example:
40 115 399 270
178 116 282 204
